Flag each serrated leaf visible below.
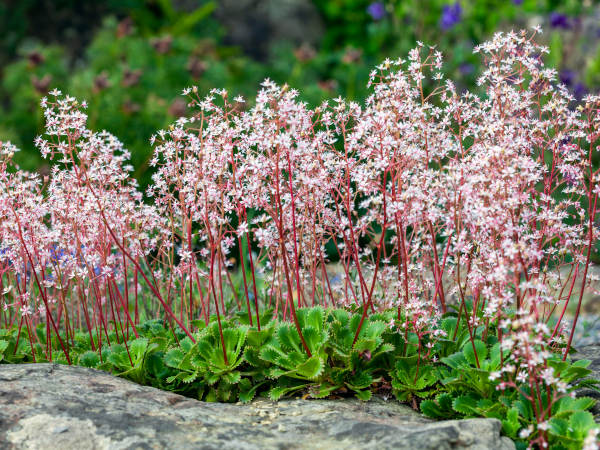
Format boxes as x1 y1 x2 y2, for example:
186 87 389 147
246 326 274 348
377 343 395 354
268 384 306 401
354 337 377 353
0 340 8 360
364 321 386 340
277 324 302 353
222 370 242 385
554 396 597 417
549 417 569 436
452 395 479 415
572 359 591 369
303 307 325 331
238 378 265 403
437 393 453 411
205 372 221 385
421 400 443 418
297 356 324 380
129 338 149 359
463 340 487 367
354 389 372 401
501 407 521 438
164 348 185 368
569 410 596 435
182 371 199 383
167 372 193 384
440 352 468 369
78 351 100 368
303 326 325 354
179 337 195 353
311 383 339 399
346 371 374 390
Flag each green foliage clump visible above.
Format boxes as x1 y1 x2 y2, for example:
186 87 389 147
0 307 598 448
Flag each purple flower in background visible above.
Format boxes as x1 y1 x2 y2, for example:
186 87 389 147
559 70 576 87
558 71 589 100
367 2 386 21
512 0 523 5
573 82 587 100
459 63 474 75
440 2 462 30
549 12 571 30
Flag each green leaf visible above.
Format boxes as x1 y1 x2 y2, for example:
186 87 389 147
571 359 591 369
259 345 285 367
421 400 443 418
297 356 324 380
303 307 325 331
569 411 596 436
354 389 372 401
222 370 242 385
452 395 479 416
463 340 487 367
440 351 468 369
179 337 195 353
78 350 100 368
182 371 199 384
346 371 374 390
246 326 274 348
129 338 150 361
311 383 339 399
554 396 596 417
501 407 521 438
146 353 168 379
549 417 569 436
0 340 8 361
268 384 306 401
277 324 302 353
164 348 185 369
238 378 265 403
303 326 325 354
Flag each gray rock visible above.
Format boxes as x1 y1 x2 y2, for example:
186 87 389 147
0 364 514 449
574 345 600 416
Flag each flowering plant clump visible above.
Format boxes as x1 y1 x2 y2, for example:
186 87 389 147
0 29 599 448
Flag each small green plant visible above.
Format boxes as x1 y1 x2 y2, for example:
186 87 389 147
259 307 329 400
104 337 165 384
164 320 249 402
391 356 438 407
325 309 394 401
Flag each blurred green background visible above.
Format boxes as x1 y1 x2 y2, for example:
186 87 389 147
1 0 598 188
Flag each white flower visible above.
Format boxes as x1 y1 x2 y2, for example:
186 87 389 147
237 221 249 236
519 426 533 439
488 371 501 381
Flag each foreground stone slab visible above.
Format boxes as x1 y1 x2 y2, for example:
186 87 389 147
0 364 513 449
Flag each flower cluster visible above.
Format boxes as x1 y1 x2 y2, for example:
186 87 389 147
0 30 598 444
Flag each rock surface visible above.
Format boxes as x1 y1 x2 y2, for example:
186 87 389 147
574 344 600 417
0 364 514 450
